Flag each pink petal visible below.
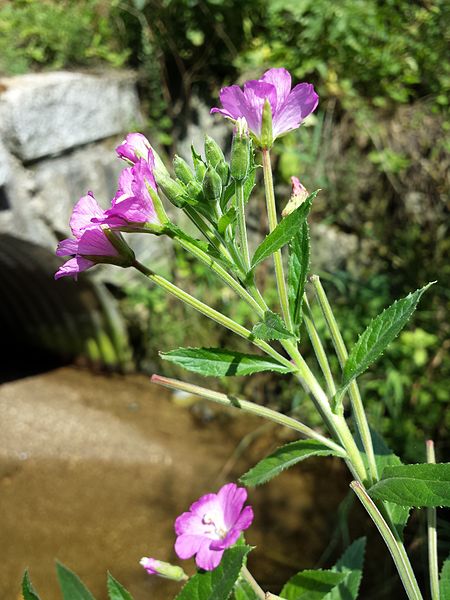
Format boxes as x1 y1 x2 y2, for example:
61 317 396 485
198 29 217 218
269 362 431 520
272 83 319 138
77 228 119 257
261 68 292 110
116 133 151 164
211 85 248 120
209 526 241 551
174 511 204 536
113 167 134 204
217 483 247 528
242 80 277 136
140 557 160 575
54 256 94 280
56 238 78 257
195 540 224 571
70 192 105 237
174 534 204 560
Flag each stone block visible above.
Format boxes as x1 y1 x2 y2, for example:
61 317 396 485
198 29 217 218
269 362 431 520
0 71 143 161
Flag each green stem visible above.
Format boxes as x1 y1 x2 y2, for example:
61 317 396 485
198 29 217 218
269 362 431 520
151 374 347 456
184 206 236 266
351 481 423 600
241 566 266 600
427 440 440 600
175 236 264 317
261 148 293 331
303 295 337 398
235 179 251 272
311 275 378 484
132 260 292 370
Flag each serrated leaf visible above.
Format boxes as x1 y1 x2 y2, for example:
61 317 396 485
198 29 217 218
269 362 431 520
369 463 450 507
240 440 341 487
355 430 410 538
281 569 347 600
252 310 295 341
288 220 310 334
328 537 366 600
440 556 450 599
340 283 435 392
160 347 295 377
251 192 316 269
107 573 134 600
233 578 260 600
22 571 42 600
56 562 96 600
175 545 251 600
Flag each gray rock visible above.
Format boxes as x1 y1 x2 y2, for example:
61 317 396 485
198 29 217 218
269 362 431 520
0 70 143 161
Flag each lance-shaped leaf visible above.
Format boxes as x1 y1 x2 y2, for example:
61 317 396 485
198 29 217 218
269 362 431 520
107 573 134 600
329 537 366 600
175 545 251 600
369 463 450 507
252 310 295 341
233 579 261 600
22 571 42 600
56 562 96 600
251 192 316 269
440 556 450 599
160 347 295 377
281 569 347 600
288 220 310 334
340 282 435 392
240 440 341 487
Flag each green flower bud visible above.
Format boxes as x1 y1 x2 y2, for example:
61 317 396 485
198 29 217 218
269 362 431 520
194 158 207 182
260 99 274 149
186 179 203 202
204 135 225 168
173 155 194 185
215 161 230 186
202 166 223 203
155 174 187 207
231 118 251 181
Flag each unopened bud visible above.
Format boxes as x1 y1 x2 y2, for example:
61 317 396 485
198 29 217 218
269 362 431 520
156 174 187 208
186 179 203 202
215 161 230 186
282 176 309 217
173 155 194 185
260 99 274 149
205 135 225 168
231 118 250 181
140 557 188 582
202 166 223 203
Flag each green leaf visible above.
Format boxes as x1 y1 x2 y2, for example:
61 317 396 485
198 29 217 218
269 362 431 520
160 347 295 377
107 573 134 600
355 430 410 538
288 220 310 334
175 545 251 600
341 282 435 391
329 537 366 600
252 310 295 341
56 562 96 600
440 556 450 600
218 207 237 235
22 571 42 600
251 193 316 269
369 463 450 507
240 440 340 487
281 569 347 600
233 578 260 600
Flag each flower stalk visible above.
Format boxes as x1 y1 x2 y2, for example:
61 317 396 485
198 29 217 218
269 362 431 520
426 440 440 600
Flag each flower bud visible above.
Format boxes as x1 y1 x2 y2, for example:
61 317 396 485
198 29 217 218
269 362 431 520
140 557 188 582
215 161 230 186
186 179 203 203
202 166 223 203
231 118 251 181
260 99 273 149
173 155 194 185
282 176 309 217
194 157 207 181
204 135 225 168
155 173 187 208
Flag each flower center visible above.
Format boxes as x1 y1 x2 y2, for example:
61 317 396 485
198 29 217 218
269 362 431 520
202 514 227 539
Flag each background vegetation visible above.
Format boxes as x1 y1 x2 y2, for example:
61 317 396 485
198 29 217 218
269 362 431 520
2 0 448 461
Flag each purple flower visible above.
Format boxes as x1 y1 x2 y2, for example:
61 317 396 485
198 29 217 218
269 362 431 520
211 68 318 144
55 193 126 280
116 132 154 165
140 557 187 582
93 159 161 229
174 483 253 571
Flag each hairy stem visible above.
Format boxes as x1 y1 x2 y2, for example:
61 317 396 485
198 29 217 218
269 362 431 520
427 440 440 600
236 179 251 272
